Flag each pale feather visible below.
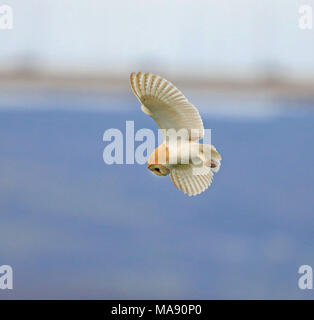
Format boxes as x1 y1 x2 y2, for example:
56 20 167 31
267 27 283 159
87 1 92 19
130 72 204 141
170 164 213 196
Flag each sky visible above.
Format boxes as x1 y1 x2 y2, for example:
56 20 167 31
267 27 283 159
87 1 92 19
0 0 314 78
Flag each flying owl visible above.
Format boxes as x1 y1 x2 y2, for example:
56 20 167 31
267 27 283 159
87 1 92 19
130 72 222 196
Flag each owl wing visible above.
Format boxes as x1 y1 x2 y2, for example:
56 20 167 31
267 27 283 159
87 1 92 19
170 163 213 196
130 72 204 141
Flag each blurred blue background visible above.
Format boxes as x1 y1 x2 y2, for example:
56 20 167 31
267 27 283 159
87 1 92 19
0 0 314 299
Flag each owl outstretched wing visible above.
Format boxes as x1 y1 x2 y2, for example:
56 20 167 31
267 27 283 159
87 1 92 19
130 72 204 141
170 163 213 196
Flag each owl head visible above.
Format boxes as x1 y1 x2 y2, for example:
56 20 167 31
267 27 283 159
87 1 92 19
147 163 170 176
147 144 170 176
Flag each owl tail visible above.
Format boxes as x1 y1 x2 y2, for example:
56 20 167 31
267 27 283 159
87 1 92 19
199 144 222 173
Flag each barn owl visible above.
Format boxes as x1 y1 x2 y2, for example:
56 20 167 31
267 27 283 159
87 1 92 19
130 72 222 196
